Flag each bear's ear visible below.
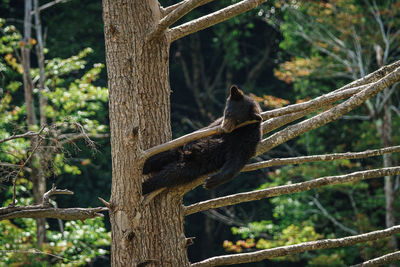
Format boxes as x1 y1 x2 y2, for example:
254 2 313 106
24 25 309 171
229 85 244 100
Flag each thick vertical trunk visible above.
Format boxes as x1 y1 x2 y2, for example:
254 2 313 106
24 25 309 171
102 1 190 266
22 0 46 247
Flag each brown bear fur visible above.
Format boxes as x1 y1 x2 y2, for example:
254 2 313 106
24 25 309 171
142 85 262 194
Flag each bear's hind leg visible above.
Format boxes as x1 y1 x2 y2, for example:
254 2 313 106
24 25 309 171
142 149 181 174
203 156 246 189
142 161 200 195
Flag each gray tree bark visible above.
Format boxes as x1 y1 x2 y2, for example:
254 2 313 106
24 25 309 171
102 1 190 266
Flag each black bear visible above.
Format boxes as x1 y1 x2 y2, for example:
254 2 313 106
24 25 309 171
142 85 262 195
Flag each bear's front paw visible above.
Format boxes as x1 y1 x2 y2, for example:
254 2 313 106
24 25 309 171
203 175 221 190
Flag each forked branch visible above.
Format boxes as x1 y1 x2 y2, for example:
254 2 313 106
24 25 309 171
190 225 400 267
151 0 216 40
169 0 268 42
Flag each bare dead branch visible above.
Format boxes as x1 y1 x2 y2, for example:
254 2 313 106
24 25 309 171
42 184 73 206
1 184 107 221
337 59 400 92
242 145 400 172
184 166 400 216
260 84 367 120
190 225 400 267
169 0 267 42
0 126 45 144
30 0 71 14
98 197 111 209
161 2 185 17
0 207 107 221
150 0 216 41
58 133 109 146
351 251 400 267
0 248 67 261
256 66 400 156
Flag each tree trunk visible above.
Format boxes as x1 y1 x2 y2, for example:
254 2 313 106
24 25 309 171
381 90 397 253
32 172 46 247
102 1 190 266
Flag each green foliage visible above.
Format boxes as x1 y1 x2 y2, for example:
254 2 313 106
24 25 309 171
0 216 110 266
0 17 110 265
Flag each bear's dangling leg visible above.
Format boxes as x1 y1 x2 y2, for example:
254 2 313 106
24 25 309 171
203 155 247 189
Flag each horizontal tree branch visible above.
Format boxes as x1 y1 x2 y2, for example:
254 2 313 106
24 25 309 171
190 225 400 267
351 251 400 267
1 185 107 221
256 66 400 156
242 145 400 172
0 207 107 221
150 0 216 40
184 166 400 216
0 126 45 144
169 0 267 42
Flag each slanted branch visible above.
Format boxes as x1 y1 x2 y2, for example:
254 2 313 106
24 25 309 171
351 251 400 267
190 225 400 267
143 61 400 161
0 126 45 144
184 166 400 216
0 185 107 221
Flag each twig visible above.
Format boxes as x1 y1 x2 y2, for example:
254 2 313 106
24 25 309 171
351 251 400 267
190 225 400 267
42 184 73 206
311 196 357 235
0 126 45 144
242 145 400 172
0 248 67 261
184 166 400 216
98 197 111 209
169 0 267 42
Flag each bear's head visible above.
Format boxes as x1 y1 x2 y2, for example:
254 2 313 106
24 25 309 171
221 85 262 133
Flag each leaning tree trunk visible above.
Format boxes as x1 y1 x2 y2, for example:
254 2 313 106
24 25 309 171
103 1 190 266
